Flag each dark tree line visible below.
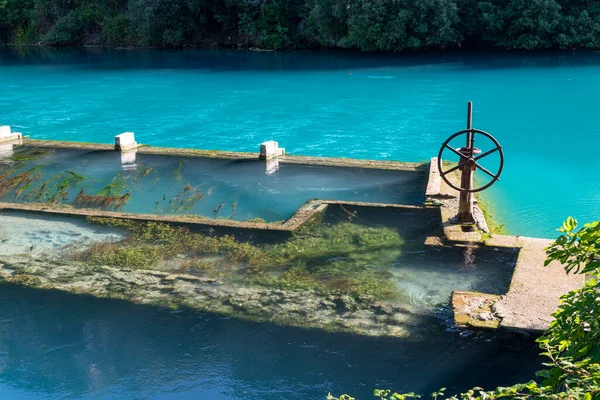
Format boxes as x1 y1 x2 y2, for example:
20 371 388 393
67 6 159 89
1 0 600 51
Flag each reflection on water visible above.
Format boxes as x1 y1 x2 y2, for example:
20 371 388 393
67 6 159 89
0 284 542 400
0 147 425 222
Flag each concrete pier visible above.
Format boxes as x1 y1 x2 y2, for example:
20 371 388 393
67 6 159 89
0 141 583 333
424 159 585 332
452 235 584 331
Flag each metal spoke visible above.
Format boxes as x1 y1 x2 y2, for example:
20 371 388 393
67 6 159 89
444 144 465 158
437 125 504 193
475 162 499 180
474 147 500 161
441 163 462 176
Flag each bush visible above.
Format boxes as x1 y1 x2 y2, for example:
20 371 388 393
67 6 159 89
102 14 133 45
42 12 83 46
162 28 185 47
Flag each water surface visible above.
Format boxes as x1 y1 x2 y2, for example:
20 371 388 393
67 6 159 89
0 47 569 399
0 207 536 399
1 48 599 236
0 284 541 400
0 146 424 221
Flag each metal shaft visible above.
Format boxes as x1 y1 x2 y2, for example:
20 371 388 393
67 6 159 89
458 102 475 223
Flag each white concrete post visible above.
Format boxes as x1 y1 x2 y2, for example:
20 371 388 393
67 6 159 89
0 126 22 143
115 132 138 152
259 140 285 160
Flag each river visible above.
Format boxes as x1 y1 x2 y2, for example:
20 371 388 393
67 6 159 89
0 46 588 399
1 47 599 237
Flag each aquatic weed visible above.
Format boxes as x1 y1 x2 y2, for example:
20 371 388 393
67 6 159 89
80 217 404 299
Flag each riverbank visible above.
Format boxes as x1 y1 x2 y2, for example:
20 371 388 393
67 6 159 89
2 0 600 52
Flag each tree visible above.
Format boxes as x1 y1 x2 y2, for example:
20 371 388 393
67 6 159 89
500 0 564 49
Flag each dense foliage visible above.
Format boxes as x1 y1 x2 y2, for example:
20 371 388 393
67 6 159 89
1 0 600 50
329 216 600 399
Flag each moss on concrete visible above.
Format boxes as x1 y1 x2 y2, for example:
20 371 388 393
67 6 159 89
79 216 404 301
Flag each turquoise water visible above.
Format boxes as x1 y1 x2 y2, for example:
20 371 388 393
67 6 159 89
1 48 600 237
0 284 541 399
0 147 425 221
0 206 534 399
0 47 581 398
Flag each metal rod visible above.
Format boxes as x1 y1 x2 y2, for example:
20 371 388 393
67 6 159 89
467 101 472 129
466 101 473 146
458 101 474 223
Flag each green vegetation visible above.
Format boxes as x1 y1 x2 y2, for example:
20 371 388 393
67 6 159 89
0 165 42 197
168 183 204 213
330 217 600 399
8 147 51 163
78 216 404 300
1 0 600 50
476 198 506 235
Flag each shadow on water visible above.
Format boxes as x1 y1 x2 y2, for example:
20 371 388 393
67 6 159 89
323 205 518 302
0 284 542 400
323 204 443 241
4 46 600 72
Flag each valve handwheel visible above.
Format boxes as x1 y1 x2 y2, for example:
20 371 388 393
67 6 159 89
437 128 504 193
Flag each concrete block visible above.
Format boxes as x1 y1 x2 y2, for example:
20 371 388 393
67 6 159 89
0 126 22 143
115 132 138 151
259 140 285 160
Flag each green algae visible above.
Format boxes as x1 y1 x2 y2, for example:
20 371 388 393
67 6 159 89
99 175 128 197
168 183 205 213
8 147 52 163
173 160 184 181
71 174 132 210
5 274 42 287
245 217 267 224
78 217 405 300
21 170 86 204
476 197 507 235
0 166 43 198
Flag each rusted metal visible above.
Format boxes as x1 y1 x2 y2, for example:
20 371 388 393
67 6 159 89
437 102 505 223
458 102 475 222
